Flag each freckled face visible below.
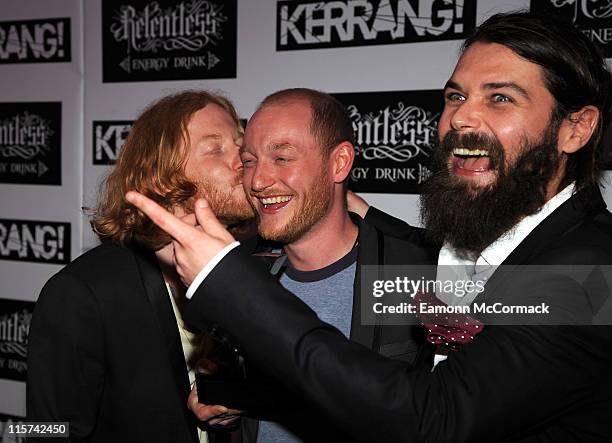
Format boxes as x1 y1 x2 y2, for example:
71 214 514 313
241 101 333 243
183 103 254 223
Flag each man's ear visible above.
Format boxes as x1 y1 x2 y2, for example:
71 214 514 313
557 105 600 154
330 141 355 183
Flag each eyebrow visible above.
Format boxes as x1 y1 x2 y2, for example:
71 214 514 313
269 142 295 152
240 141 297 155
200 134 222 142
483 82 529 99
444 80 530 99
444 80 461 91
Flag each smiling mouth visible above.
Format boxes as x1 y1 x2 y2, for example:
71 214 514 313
452 148 492 173
257 195 293 211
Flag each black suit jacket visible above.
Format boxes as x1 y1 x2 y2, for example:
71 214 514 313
236 215 436 442
185 186 612 442
27 243 200 443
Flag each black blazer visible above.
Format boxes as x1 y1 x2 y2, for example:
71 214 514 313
27 243 200 443
237 215 436 442
185 186 612 442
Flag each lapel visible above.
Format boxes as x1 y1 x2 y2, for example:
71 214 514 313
350 216 439 349
350 217 378 348
482 185 606 298
132 246 199 443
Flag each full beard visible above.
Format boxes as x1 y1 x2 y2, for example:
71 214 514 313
420 125 562 255
193 177 255 224
254 169 332 244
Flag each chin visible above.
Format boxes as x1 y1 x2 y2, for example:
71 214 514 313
258 222 291 243
258 222 281 238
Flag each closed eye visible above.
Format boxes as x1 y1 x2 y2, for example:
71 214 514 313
240 153 256 167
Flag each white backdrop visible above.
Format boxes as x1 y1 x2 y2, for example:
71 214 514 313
0 0 82 419
1 0 611 420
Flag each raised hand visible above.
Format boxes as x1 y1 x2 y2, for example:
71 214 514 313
346 190 371 218
125 191 236 286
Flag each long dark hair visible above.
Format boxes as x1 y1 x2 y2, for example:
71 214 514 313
463 11 611 189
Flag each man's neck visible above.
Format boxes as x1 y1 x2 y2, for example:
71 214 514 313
155 243 186 300
284 208 358 272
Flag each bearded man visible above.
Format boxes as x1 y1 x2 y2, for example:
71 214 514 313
27 91 254 443
127 12 612 442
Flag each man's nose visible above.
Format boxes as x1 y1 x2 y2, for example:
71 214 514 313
449 98 482 132
250 162 274 192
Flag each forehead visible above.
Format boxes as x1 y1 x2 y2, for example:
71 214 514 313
187 103 236 134
449 42 549 93
244 100 316 151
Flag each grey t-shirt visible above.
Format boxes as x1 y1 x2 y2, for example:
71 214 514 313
257 246 358 443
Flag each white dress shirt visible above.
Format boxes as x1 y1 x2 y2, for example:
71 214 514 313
431 184 575 367
437 183 575 299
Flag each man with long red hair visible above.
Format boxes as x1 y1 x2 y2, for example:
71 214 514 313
27 90 253 443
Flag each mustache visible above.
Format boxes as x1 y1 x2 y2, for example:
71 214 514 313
439 131 505 171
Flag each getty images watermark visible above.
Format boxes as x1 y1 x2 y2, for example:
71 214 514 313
360 265 612 326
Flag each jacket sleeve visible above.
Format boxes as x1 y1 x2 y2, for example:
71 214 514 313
27 272 106 442
184 247 612 443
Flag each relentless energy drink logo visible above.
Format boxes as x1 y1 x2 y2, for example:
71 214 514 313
333 90 441 194
277 0 476 50
102 0 237 82
93 120 133 165
0 102 61 185
0 298 34 382
0 219 70 265
0 17 71 64
531 0 612 57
